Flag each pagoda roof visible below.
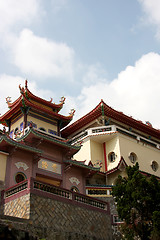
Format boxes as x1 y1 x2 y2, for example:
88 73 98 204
61 100 160 139
0 132 42 154
7 80 65 112
16 126 80 155
0 81 74 128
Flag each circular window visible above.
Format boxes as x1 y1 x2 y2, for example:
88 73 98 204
108 152 116 162
71 186 79 192
15 172 26 184
14 127 19 135
151 161 158 172
129 152 137 164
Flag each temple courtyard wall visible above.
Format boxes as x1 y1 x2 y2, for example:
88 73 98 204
0 179 113 240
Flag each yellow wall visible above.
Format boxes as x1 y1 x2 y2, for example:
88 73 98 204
27 116 57 133
106 136 121 171
118 133 160 176
0 152 8 182
10 116 23 132
107 169 127 185
90 140 104 171
73 139 91 163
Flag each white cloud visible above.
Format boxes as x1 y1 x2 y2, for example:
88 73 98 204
11 29 75 80
82 63 108 86
51 0 69 12
0 0 41 34
70 52 160 129
138 0 160 39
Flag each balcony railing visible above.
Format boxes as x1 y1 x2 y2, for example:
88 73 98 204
86 185 112 197
74 193 107 210
5 180 28 198
70 125 160 150
33 180 71 199
4 178 109 212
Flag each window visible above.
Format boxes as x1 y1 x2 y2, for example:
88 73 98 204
151 161 158 172
129 152 137 164
48 129 57 135
71 186 79 192
9 130 14 139
39 127 46 132
113 215 123 224
20 122 23 131
27 121 37 128
108 152 116 162
15 172 26 184
14 127 19 135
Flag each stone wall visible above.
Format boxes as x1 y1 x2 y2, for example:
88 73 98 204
97 197 122 240
3 193 113 240
30 193 112 240
4 193 30 219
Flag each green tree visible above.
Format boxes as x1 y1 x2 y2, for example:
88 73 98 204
112 163 160 240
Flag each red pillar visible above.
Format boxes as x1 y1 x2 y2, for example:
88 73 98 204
103 142 107 172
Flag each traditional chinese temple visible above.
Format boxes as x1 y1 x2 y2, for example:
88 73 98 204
0 81 113 240
62 99 160 194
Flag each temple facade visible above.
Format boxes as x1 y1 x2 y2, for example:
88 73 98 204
0 81 113 240
62 100 160 197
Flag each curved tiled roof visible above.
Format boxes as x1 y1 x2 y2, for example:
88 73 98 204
61 100 160 139
0 81 74 128
7 80 65 111
0 133 42 154
64 159 100 171
17 127 80 152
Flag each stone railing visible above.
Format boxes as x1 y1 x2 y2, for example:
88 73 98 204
73 193 107 210
5 180 28 198
86 185 113 197
33 180 71 199
4 178 109 212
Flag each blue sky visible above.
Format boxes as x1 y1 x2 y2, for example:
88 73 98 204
1 0 160 129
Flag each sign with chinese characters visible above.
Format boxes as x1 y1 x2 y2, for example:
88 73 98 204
69 177 80 185
38 159 61 175
15 162 29 171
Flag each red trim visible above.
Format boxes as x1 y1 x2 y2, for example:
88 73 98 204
0 95 73 128
61 100 160 140
106 157 127 175
103 142 107 171
25 88 64 111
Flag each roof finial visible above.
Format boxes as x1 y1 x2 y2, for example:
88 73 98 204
60 96 66 104
69 109 75 116
6 96 12 107
25 79 28 89
19 84 24 94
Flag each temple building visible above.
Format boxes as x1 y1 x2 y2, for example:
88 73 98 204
0 81 112 240
62 100 160 198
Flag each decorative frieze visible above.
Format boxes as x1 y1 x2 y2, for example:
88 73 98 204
69 177 80 185
15 162 29 171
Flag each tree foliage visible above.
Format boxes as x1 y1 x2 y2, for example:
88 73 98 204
112 163 160 240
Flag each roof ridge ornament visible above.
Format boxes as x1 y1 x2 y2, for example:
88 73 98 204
60 96 66 104
49 98 53 103
6 96 12 107
25 79 28 89
69 109 75 116
19 84 24 94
